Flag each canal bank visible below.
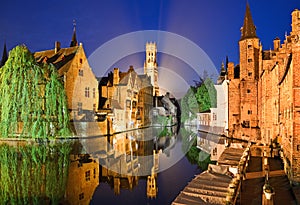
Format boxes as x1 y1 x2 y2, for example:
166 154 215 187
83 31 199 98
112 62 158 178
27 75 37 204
172 143 251 204
172 138 300 205
241 147 297 205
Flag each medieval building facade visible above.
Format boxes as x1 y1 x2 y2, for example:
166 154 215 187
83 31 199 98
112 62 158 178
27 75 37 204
227 5 300 182
34 27 99 122
98 65 153 133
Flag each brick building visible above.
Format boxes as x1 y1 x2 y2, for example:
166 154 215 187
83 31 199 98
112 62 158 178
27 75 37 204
34 27 98 121
228 3 261 142
227 4 300 182
98 66 153 133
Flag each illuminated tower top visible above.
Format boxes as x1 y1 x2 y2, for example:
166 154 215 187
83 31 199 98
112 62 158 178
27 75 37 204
144 42 159 96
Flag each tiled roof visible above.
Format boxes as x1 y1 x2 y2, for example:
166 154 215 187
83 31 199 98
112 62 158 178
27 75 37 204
34 46 79 75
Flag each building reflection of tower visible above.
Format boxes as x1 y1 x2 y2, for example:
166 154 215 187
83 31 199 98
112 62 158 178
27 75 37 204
100 131 140 195
147 151 159 198
98 126 177 198
65 154 99 205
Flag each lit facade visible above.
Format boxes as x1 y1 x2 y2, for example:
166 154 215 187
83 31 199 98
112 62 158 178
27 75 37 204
98 66 153 133
144 42 159 96
227 5 300 182
34 36 98 122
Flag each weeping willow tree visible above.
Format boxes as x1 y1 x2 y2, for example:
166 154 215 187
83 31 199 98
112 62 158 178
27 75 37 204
0 143 72 204
0 45 71 138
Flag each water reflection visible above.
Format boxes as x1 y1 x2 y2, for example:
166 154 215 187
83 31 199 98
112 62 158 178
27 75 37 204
0 141 71 204
65 153 99 205
98 126 178 199
0 126 214 204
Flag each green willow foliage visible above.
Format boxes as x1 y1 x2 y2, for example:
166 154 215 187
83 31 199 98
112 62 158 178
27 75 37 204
180 78 217 123
0 143 72 205
0 45 71 138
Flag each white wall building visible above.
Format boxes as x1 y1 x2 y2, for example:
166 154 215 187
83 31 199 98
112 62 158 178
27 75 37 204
197 79 229 135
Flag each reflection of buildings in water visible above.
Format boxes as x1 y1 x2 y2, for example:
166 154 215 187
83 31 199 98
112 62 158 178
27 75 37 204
98 127 173 198
147 165 158 198
99 130 141 195
65 154 99 205
196 132 226 161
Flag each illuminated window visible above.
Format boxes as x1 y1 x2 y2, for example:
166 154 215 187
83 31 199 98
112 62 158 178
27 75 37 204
85 87 90 98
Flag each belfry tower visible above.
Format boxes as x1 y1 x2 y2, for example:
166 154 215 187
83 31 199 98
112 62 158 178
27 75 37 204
238 3 261 140
144 42 159 96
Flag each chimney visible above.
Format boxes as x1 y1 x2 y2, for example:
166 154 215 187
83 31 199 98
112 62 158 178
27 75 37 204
273 37 280 51
55 41 61 53
113 68 119 85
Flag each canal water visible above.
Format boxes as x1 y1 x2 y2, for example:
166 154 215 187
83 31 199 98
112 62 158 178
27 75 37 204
0 126 217 205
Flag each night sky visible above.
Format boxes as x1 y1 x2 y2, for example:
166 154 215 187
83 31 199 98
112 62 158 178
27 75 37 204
0 0 299 90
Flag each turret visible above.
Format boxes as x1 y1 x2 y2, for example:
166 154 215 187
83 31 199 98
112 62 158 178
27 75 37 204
292 9 300 34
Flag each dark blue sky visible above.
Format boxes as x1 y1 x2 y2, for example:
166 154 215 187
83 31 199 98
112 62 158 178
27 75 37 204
0 0 299 79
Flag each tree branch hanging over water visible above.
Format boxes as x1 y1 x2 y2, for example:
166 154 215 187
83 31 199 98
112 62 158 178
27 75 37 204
0 45 71 138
